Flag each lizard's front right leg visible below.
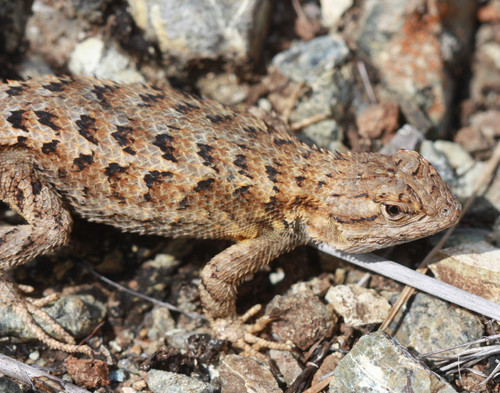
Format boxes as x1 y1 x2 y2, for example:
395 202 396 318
199 234 299 357
0 148 92 355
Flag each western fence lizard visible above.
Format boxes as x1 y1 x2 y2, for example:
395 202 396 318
0 75 461 355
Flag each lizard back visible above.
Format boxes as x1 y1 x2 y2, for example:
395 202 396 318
0 75 461 252
0 75 319 241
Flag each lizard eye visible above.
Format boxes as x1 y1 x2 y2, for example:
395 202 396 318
383 204 404 220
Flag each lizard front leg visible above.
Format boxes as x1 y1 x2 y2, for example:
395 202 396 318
199 233 300 356
0 148 92 355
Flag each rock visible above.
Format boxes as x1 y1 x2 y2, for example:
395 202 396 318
478 1 500 23
266 290 337 350
320 0 353 28
0 294 106 342
351 0 477 135
312 352 342 385
126 0 271 65
269 349 302 386
65 356 110 388
63 0 111 23
455 110 500 154
328 331 456 392
379 124 425 155
488 215 500 247
469 110 500 138
482 164 500 213
147 307 176 341
43 294 106 338
69 37 145 83
110 368 128 383
0 0 32 54
272 34 353 148
455 126 495 155
147 369 217 393
391 293 483 354
325 284 391 326
420 140 458 190
428 227 490 250
299 117 341 149
432 140 475 176
430 241 500 304
24 0 88 71
164 329 196 351
219 355 280 393
196 73 248 106
272 34 350 83
356 102 400 140
0 377 22 393
484 41 500 67
471 23 500 108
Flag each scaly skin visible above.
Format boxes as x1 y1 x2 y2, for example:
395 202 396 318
0 75 461 355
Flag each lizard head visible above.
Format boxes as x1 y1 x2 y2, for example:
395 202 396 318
304 149 461 253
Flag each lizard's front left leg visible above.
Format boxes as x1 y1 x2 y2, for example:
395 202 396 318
199 234 300 357
0 149 92 355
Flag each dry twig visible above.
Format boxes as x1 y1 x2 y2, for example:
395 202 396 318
0 354 91 393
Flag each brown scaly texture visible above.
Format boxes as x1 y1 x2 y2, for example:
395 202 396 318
0 75 461 355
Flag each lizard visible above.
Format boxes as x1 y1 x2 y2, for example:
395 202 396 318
0 75 461 356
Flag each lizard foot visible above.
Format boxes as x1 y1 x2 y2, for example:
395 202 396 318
0 276 93 356
211 305 293 359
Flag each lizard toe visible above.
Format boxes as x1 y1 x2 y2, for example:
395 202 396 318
0 275 93 356
211 311 294 358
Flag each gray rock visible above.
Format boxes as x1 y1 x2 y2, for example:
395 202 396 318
325 284 391 326
0 377 22 393
269 349 302 386
127 0 271 64
272 34 350 83
299 119 341 149
110 368 128 383
391 293 483 354
429 227 490 249
66 0 110 23
272 35 353 147
351 0 477 135
379 125 424 155
117 357 142 375
329 331 456 392
296 67 353 146
147 306 176 341
0 294 106 341
453 161 486 200
420 140 458 191
69 37 145 83
220 355 281 393
148 369 217 393
432 140 475 176
164 329 197 351
320 0 353 28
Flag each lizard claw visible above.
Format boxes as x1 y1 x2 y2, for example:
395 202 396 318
211 305 294 359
